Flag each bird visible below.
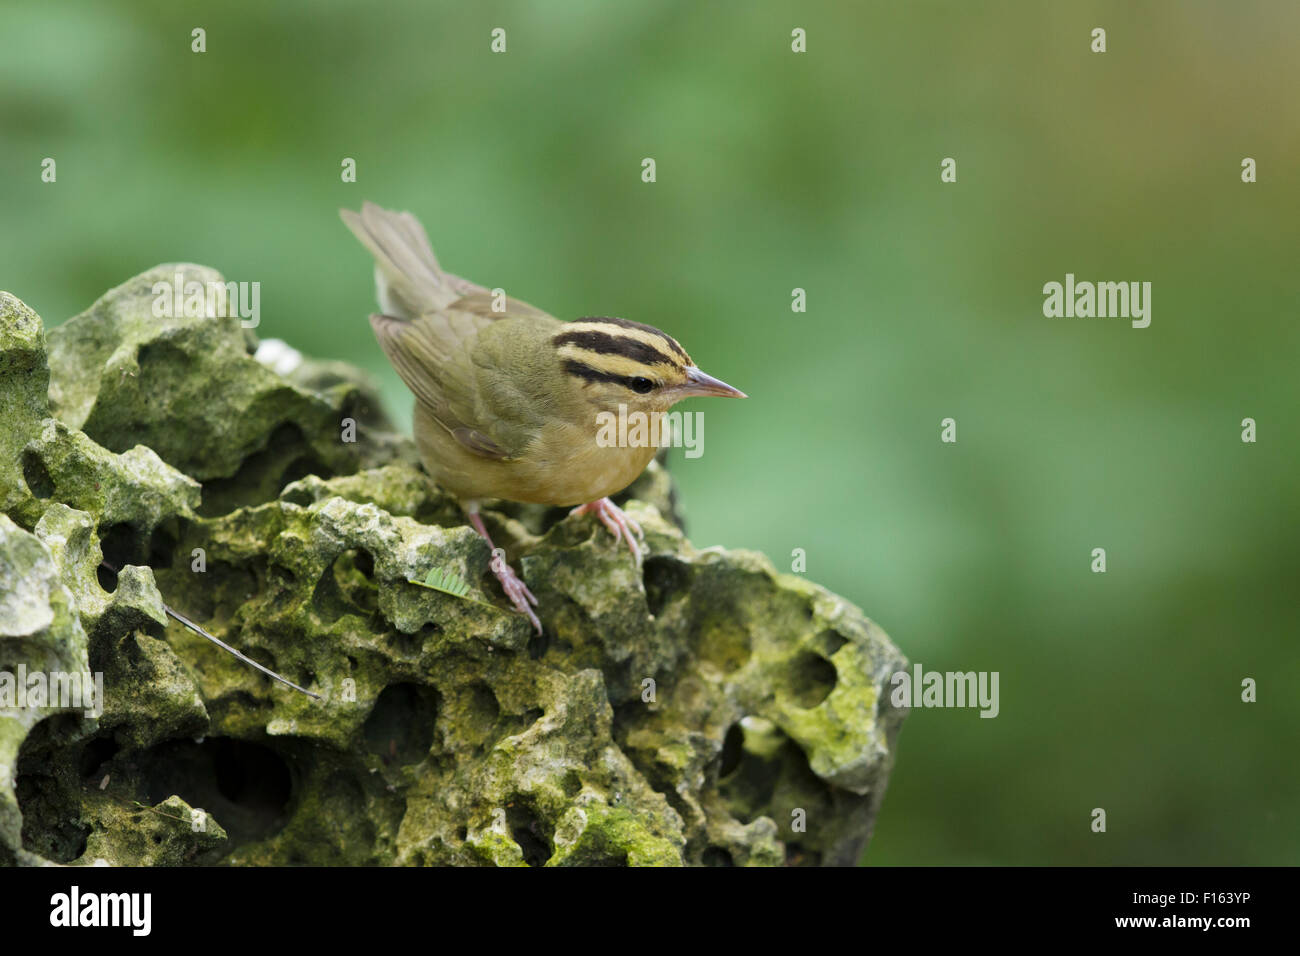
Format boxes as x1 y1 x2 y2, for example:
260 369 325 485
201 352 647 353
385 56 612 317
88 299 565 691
340 201 746 633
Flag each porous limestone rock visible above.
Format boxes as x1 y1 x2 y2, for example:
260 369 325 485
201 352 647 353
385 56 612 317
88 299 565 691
0 267 906 867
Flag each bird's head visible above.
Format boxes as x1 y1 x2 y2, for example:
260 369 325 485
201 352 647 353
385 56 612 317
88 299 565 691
553 317 746 417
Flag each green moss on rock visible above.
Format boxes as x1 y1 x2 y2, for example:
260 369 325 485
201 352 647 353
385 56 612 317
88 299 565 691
0 267 906 867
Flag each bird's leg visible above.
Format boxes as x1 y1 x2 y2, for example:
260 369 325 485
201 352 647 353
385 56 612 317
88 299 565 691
466 509 541 634
570 497 644 566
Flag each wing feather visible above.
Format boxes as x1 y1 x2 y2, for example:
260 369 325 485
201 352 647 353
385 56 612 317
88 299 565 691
345 202 559 462
369 301 555 462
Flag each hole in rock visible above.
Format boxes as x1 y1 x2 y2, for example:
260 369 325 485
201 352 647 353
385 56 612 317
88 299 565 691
279 484 315 508
527 628 549 661
96 562 118 593
140 737 292 848
718 722 744 779
79 736 121 779
642 556 691 617
147 523 178 571
718 723 839 835
561 770 582 798
22 449 54 498
702 847 735 866
506 801 553 867
98 522 139 576
15 713 93 862
782 651 838 708
464 682 500 734
197 423 334 517
816 629 849 657
313 548 378 622
362 683 438 764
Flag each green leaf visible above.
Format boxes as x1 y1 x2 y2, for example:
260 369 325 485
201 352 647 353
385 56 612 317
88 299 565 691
408 564 497 610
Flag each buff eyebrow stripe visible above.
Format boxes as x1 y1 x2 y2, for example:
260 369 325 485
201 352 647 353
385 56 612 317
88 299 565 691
553 329 677 367
576 316 691 362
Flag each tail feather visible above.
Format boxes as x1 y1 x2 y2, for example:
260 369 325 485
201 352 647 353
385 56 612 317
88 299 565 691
340 201 463 317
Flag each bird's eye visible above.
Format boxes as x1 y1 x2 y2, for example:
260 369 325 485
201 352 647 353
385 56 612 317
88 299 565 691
629 377 655 394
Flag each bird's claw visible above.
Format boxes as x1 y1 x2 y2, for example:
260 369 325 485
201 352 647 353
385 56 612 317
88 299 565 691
571 498 644 567
493 559 541 634
468 509 542 634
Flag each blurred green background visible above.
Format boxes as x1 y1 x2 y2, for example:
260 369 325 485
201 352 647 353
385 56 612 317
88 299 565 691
3 0 1296 865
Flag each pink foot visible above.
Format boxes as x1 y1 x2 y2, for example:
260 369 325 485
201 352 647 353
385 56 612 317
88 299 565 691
468 511 541 634
570 497 644 566
491 559 540 634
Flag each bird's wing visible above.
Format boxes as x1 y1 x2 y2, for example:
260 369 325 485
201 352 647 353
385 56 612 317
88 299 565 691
344 201 559 459
369 295 556 461
439 290 554 322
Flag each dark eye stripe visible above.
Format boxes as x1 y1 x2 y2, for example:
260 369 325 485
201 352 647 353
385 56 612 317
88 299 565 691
573 316 691 363
553 329 677 368
562 359 656 393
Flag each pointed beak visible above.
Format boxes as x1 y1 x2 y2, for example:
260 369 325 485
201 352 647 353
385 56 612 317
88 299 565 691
672 366 748 399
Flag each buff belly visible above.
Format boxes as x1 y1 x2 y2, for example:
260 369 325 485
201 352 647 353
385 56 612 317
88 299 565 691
413 402 659 507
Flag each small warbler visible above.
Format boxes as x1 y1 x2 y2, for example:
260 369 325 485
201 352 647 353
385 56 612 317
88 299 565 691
342 202 746 632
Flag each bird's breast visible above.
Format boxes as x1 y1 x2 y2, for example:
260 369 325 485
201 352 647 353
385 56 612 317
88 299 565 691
414 404 660 507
